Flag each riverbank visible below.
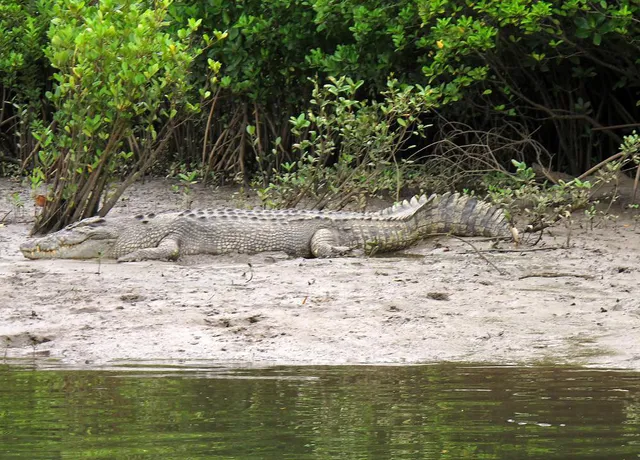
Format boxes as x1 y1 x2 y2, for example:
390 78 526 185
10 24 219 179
1 177 639 368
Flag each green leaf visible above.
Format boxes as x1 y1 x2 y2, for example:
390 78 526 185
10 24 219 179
214 30 228 40
574 17 589 29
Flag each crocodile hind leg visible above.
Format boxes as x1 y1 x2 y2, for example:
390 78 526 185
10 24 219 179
310 229 352 258
116 238 180 262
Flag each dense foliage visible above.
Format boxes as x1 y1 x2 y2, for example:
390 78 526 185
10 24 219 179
30 0 221 232
0 0 52 165
173 0 640 179
0 0 639 228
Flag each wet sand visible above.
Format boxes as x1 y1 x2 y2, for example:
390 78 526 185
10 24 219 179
1 178 639 369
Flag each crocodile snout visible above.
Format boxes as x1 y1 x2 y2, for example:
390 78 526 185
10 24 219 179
20 238 63 259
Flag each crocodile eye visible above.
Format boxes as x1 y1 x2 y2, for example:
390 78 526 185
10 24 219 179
87 218 106 228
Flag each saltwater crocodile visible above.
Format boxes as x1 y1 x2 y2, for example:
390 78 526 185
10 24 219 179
20 192 517 262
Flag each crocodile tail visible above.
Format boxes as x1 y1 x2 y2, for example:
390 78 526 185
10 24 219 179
377 194 430 219
414 192 517 239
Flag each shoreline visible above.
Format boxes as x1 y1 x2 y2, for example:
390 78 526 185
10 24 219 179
1 178 639 369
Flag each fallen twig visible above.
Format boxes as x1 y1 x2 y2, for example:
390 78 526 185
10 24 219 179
448 235 507 276
468 246 565 254
518 272 595 280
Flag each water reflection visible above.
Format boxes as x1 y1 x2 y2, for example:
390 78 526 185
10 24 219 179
0 363 638 459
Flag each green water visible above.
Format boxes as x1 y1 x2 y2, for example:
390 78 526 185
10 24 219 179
0 363 639 459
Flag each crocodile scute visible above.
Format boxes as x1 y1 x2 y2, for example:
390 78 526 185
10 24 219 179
19 192 517 262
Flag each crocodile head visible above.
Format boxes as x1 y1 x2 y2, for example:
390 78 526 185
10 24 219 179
20 216 120 260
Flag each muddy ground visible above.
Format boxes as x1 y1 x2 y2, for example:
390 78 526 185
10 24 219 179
0 177 639 369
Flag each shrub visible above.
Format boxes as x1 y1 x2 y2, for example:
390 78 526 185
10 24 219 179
31 0 222 233
255 76 436 209
0 0 52 163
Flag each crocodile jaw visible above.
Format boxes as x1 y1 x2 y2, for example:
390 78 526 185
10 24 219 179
20 228 117 260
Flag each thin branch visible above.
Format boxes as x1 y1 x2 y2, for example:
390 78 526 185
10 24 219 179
470 246 564 253
592 123 640 131
449 235 507 276
201 88 220 165
425 232 509 276
519 272 595 280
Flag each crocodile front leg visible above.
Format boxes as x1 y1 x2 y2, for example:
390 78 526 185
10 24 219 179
310 229 352 258
116 238 180 262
